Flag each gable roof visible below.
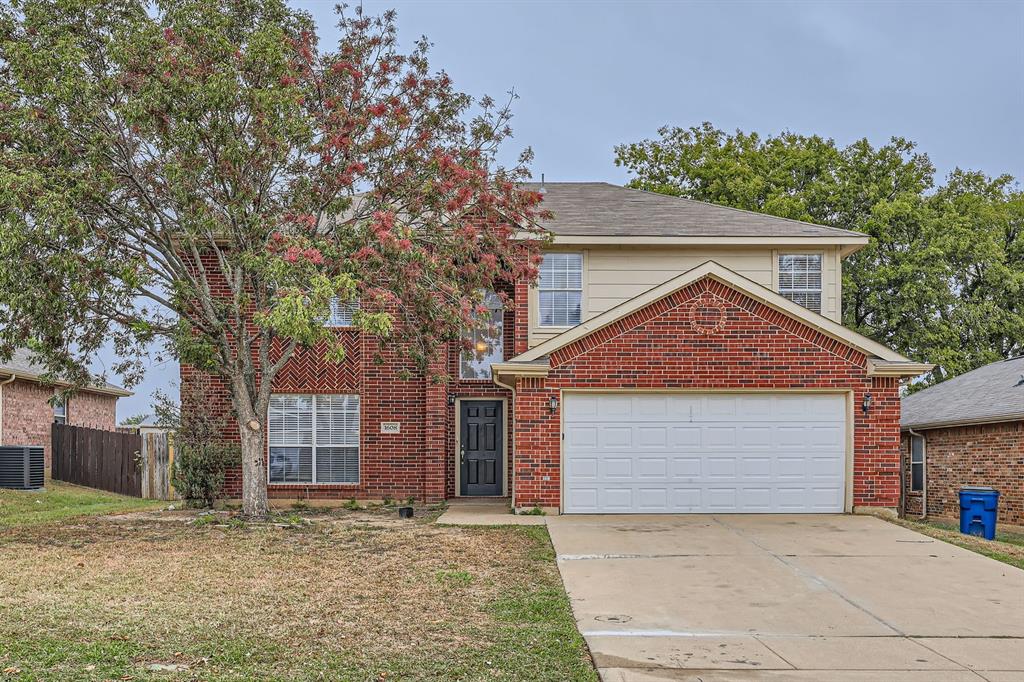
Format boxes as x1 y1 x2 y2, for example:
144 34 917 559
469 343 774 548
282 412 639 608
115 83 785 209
0 348 131 397
902 356 1024 430
493 261 932 380
526 183 870 246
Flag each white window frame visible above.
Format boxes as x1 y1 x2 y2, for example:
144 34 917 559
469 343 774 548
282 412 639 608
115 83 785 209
460 290 505 380
325 297 359 327
538 252 584 328
268 394 360 485
910 434 925 493
778 253 823 314
53 397 67 425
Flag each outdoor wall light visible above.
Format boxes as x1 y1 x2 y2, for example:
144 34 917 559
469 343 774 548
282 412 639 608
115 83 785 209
447 394 456 407
548 396 559 413
862 392 873 415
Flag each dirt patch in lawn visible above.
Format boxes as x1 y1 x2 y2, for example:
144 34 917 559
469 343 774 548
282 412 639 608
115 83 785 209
0 507 595 681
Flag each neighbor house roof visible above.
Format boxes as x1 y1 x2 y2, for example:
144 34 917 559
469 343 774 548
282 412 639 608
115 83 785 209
525 182 870 249
493 261 932 382
0 348 131 397
902 356 1024 430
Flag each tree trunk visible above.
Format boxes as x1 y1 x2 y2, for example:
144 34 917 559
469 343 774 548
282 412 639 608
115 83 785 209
238 417 269 518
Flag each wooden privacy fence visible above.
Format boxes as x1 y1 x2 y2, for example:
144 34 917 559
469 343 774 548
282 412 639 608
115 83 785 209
51 424 175 500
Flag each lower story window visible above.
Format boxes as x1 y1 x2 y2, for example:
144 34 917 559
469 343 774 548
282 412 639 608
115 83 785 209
268 394 359 484
910 434 925 492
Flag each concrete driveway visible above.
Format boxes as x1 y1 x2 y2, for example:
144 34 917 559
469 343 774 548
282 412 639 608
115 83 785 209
546 514 1024 681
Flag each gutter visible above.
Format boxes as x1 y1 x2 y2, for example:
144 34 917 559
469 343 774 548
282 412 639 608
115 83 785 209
0 368 132 398
900 414 1024 432
0 373 16 442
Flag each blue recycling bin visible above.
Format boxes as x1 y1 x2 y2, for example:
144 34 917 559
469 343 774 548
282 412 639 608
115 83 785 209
959 487 1000 540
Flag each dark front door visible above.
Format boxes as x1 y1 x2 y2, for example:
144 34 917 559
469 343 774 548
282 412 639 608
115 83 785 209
460 400 503 496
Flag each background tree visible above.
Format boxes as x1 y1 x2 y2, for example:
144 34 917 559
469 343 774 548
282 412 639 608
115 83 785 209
615 122 1022 385
0 0 547 517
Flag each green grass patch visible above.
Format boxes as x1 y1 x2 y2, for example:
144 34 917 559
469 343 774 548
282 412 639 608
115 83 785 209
0 479 164 527
893 517 1024 570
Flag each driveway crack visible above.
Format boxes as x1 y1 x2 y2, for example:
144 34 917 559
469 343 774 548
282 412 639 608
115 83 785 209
711 515 906 637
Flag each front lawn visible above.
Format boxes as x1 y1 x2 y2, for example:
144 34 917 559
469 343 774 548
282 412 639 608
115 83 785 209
0 479 165 527
0 506 596 681
892 517 1024 570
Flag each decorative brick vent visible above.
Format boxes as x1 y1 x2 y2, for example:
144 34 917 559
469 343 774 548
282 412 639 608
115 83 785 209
689 296 728 335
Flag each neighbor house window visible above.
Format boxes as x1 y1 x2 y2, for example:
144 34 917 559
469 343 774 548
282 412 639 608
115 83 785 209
325 297 359 327
779 254 822 313
539 253 583 326
460 290 504 379
910 434 925 493
52 398 67 425
268 394 359 484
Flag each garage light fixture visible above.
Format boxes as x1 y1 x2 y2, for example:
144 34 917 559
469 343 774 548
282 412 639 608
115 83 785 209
862 392 873 415
548 396 559 413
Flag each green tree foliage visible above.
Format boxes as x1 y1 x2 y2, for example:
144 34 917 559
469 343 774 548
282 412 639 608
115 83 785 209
0 0 547 516
615 123 1023 385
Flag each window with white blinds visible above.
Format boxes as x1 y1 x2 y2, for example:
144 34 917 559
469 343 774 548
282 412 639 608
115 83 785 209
779 254 823 313
539 253 583 326
268 394 359 484
325 297 359 327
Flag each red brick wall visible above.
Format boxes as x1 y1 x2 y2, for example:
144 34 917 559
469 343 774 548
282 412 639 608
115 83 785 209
902 421 1023 525
0 379 118 467
512 278 902 510
181 275 519 503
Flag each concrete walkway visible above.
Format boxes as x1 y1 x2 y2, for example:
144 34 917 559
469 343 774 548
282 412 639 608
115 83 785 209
435 498 547 525
547 514 1024 681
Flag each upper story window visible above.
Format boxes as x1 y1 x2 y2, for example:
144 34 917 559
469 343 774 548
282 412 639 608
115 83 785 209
460 290 504 380
325 297 359 327
910 434 925 493
779 254 822 314
53 397 67 424
539 253 583 327
268 394 360 484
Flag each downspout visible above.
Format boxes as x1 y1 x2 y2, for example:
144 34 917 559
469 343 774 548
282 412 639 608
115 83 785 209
0 373 16 443
908 427 927 519
492 371 517 504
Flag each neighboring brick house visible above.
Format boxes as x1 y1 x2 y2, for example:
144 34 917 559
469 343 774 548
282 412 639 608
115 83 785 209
183 182 931 514
0 348 130 467
901 357 1024 526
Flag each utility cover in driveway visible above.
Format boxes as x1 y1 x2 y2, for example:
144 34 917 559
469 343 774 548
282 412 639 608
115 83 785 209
562 393 847 513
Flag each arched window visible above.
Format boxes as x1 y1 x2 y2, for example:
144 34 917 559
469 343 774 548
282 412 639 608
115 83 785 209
460 291 504 379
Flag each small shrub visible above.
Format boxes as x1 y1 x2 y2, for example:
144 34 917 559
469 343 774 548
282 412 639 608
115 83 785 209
343 498 361 511
519 506 546 516
172 442 236 509
157 383 238 509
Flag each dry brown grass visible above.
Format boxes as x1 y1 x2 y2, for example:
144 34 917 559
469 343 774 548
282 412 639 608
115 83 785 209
0 506 595 681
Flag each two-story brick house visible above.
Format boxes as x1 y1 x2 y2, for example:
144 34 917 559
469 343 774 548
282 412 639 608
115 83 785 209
184 182 930 514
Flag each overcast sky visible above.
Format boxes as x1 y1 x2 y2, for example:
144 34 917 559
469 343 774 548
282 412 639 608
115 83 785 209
106 0 1024 420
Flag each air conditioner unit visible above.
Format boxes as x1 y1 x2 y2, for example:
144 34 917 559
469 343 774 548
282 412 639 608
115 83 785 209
0 446 45 490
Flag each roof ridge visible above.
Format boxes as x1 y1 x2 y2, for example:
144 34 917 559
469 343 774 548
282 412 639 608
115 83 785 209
620 184 863 238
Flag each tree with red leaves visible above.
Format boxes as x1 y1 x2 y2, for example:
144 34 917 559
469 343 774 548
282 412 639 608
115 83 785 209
0 0 547 517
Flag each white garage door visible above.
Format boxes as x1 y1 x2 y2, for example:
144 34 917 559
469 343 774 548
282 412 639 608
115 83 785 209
563 393 847 514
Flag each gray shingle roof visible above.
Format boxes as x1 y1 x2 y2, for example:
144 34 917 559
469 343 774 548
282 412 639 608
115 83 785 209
901 356 1024 429
525 182 867 238
0 347 130 396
